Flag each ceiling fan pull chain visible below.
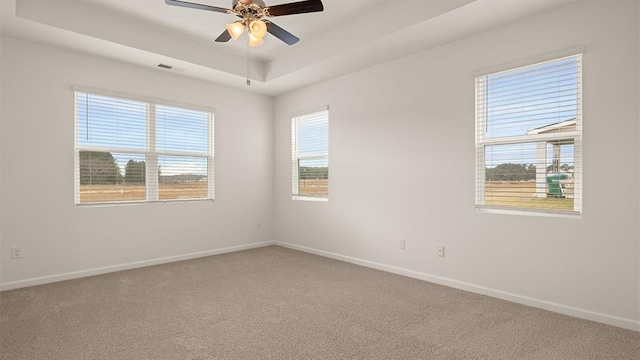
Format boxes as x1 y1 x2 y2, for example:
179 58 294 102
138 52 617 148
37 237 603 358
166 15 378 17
246 35 251 86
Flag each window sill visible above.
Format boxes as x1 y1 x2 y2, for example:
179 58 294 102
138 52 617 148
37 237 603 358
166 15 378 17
476 206 581 219
76 198 214 207
292 196 328 202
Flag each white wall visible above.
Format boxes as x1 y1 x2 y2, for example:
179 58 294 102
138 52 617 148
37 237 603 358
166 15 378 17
0 35 4 281
274 0 640 329
0 37 274 287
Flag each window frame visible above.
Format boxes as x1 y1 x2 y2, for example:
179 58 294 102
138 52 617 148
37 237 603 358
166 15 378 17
474 54 583 217
291 106 329 202
73 86 215 206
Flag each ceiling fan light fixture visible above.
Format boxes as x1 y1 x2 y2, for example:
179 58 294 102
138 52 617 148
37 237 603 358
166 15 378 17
226 22 245 40
249 20 267 39
248 33 264 47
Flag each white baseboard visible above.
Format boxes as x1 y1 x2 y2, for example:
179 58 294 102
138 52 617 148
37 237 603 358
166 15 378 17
0 241 275 292
274 241 640 332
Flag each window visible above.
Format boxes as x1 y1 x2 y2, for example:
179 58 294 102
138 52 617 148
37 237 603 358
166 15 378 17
75 90 214 204
475 55 582 215
292 107 329 200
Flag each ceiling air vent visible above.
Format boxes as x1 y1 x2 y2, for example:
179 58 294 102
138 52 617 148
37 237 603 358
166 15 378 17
156 63 187 72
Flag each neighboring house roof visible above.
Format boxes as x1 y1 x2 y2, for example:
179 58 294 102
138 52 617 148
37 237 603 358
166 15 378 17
527 119 576 135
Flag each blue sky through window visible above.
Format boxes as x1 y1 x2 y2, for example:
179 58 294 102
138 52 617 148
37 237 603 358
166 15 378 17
482 57 579 168
156 105 209 154
77 94 147 149
297 112 328 167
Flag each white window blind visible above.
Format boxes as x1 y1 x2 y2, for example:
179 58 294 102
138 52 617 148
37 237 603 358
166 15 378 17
475 55 582 215
292 108 329 199
75 91 214 204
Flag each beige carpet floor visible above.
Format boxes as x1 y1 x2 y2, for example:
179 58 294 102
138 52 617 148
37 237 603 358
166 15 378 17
1 245 639 360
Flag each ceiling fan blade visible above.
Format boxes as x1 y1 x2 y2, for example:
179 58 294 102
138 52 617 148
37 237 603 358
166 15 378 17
266 22 300 45
165 0 231 14
215 29 232 42
266 0 323 17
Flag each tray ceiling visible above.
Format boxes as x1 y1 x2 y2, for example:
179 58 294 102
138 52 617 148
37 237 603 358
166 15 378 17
1 0 582 95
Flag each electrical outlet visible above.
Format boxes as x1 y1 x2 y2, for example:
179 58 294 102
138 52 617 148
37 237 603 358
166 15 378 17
437 245 445 257
256 223 261 230
11 247 23 259
399 239 406 250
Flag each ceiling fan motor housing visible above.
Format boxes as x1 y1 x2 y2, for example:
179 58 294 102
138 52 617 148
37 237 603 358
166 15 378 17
233 0 266 9
233 1 267 23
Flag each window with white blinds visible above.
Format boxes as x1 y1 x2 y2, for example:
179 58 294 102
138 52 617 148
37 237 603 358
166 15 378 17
475 55 582 215
292 107 329 200
75 90 214 204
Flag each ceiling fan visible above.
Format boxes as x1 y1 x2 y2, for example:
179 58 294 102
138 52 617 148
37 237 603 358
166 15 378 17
165 0 324 47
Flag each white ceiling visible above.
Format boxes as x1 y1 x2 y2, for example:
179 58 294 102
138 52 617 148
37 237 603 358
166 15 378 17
1 0 582 96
